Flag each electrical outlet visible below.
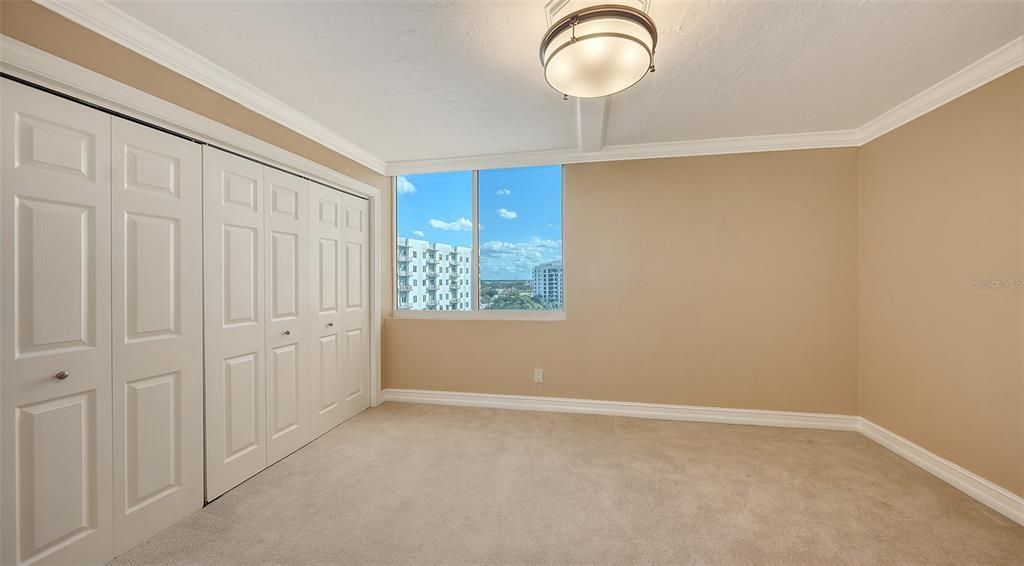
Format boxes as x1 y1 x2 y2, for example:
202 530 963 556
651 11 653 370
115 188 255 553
534 368 544 383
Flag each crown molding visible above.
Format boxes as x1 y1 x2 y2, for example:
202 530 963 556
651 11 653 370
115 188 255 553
386 129 862 175
858 35 1024 144
30 0 1024 176
0 35 382 199
388 34 1023 176
33 0 388 175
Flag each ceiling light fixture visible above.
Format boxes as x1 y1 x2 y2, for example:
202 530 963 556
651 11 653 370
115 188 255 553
539 4 658 99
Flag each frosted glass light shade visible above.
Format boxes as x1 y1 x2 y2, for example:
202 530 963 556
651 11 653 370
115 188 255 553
540 5 657 98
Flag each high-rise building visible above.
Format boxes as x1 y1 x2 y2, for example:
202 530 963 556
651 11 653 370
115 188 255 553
397 237 472 310
531 260 563 308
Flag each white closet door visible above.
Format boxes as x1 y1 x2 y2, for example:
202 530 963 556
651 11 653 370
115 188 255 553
264 167 311 463
309 183 345 435
110 117 203 553
203 147 267 500
338 191 371 421
1 79 113 565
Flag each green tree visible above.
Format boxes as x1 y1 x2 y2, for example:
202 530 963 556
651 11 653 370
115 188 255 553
488 293 544 310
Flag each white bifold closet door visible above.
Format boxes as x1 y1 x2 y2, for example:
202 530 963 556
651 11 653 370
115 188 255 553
1 79 205 564
337 188 370 424
191 135 373 504
110 117 203 554
1 78 114 566
1 78 369 562
310 182 370 436
203 147 268 499
264 168 312 464
204 148 326 499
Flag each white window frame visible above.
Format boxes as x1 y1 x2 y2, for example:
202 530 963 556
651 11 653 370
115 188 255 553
392 166 566 321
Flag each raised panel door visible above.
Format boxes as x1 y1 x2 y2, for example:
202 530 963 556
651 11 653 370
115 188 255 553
264 167 311 462
111 117 203 552
203 147 267 500
1 78 113 566
338 192 371 422
309 184 344 436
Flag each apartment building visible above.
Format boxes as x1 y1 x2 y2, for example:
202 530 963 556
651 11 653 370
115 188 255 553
397 237 472 310
532 260 564 309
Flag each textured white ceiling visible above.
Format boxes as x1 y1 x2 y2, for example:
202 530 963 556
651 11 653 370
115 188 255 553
108 0 1023 163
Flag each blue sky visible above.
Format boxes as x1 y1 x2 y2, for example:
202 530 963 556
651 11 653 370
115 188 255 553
397 165 563 279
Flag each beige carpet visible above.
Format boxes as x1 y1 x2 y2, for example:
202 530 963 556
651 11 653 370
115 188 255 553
111 402 1024 565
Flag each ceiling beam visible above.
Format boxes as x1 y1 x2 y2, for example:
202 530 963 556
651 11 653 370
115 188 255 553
576 97 609 153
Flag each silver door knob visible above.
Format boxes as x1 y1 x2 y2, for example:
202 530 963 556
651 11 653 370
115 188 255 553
327 322 334 327
54 370 70 380
283 330 291 336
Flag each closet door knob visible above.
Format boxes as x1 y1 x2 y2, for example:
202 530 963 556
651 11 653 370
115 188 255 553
283 330 291 336
327 322 334 327
54 370 70 380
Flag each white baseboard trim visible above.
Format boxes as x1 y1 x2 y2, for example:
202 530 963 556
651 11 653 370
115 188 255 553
381 388 860 431
858 418 1024 527
381 388 1024 527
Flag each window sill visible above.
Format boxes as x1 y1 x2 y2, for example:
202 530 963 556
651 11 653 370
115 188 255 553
391 309 566 321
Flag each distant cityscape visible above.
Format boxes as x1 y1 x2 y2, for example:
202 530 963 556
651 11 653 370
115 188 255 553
398 237 562 311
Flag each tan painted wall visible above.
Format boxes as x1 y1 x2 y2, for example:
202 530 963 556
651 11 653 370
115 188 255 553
385 149 862 415
859 69 1024 497
0 0 388 192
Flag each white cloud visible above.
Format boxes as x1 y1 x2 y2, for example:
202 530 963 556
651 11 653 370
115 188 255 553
480 237 562 278
496 208 518 219
412 230 425 237
496 188 511 196
428 217 473 231
397 176 416 194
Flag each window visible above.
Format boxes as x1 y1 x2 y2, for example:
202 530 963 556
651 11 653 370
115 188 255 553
396 170 473 312
396 165 563 316
479 165 563 311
